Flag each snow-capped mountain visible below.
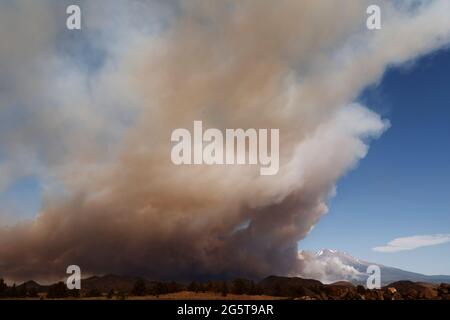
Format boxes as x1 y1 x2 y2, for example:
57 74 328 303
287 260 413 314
300 249 450 285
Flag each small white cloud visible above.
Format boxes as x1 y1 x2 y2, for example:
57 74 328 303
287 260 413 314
373 234 450 253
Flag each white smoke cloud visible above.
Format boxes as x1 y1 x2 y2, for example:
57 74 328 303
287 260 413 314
298 250 364 284
0 0 450 282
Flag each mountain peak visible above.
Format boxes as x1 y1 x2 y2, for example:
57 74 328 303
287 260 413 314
317 249 338 256
316 249 357 260
301 248 450 285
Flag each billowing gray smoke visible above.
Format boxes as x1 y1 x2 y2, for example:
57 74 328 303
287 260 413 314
1 0 450 283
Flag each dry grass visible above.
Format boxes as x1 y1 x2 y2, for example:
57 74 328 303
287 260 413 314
129 291 282 300
5 291 284 300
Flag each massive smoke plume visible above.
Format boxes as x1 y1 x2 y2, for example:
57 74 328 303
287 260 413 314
1 0 450 282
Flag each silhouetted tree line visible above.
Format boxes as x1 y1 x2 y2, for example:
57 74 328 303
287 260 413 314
186 279 262 296
85 278 188 299
0 278 39 298
47 281 80 298
3 275 449 299
105 278 262 298
0 276 265 299
133 279 184 297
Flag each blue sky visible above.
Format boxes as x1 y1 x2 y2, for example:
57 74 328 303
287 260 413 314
0 176 42 222
300 48 450 275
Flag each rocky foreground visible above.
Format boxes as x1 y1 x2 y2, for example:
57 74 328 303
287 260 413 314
258 276 450 300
